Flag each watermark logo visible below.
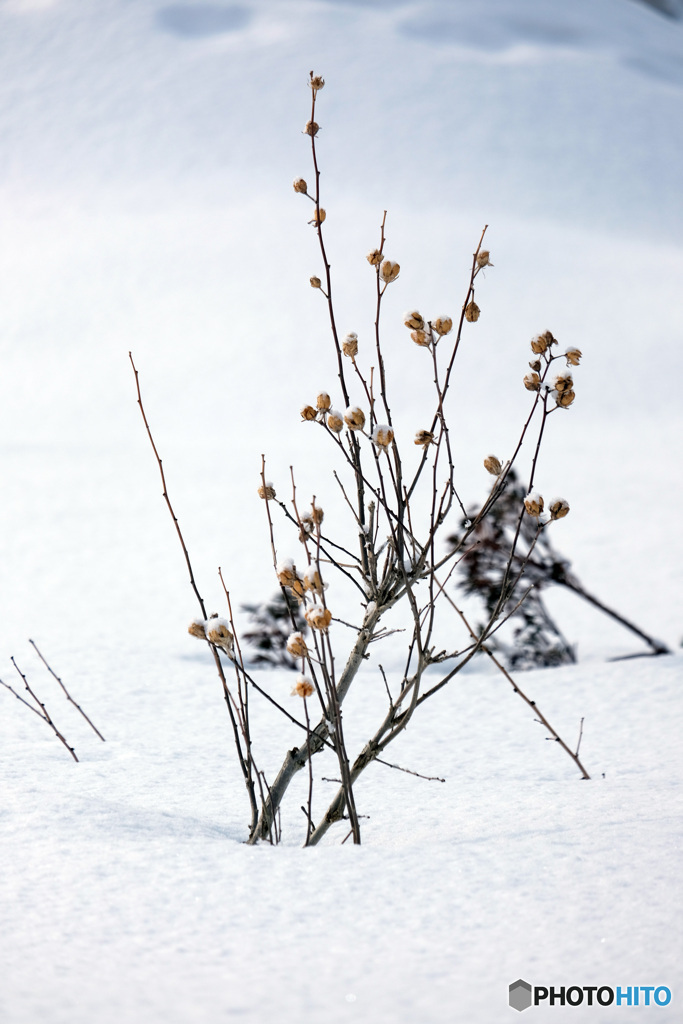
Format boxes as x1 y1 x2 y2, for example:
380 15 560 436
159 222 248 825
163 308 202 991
509 981 672 1012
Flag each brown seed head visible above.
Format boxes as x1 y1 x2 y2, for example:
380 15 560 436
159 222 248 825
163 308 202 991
433 316 453 336
530 333 548 354
411 329 431 348
483 455 503 476
309 74 325 94
304 120 320 137
366 248 383 266
304 603 333 631
310 276 322 289
293 177 308 194
524 492 544 517
372 424 394 448
303 565 325 593
316 391 331 412
342 332 358 357
310 208 326 227
344 406 366 431
380 260 400 283
555 389 576 408
476 250 493 268
524 372 541 392
257 482 276 500
301 404 317 421
565 347 582 366
465 301 480 323
327 409 344 433
549 498 570 520
414 430 434 448
286 632 308 658
552 372 573 394
291 674 315 698
529 358 542 372
404 310 424 331
206 617 234 655
188 618 207 641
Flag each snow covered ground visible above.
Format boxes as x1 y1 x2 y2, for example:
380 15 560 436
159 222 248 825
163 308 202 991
1 1 682 1021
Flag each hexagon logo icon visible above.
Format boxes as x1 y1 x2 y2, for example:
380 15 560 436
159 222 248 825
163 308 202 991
509 979 532 1012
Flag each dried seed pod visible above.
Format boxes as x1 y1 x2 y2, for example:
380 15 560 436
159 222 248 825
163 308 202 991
524 372 541 392
529 358 542 372
257 482 276 500
188 618 207 641
414 430 434 448
411 329 430 347
293 177 308 194
555 389 576 408
276 559 299 588
476 250 493 268
206 617 234 656
404 310 424 331
551 372 573 394
299 513 315 540
549 498 570 520
286 632 308 658
380 260 400 283
530 333 549 354
310 208 326 227
342 332 358 357
483 455 503 476
543 330 558 347
372 424 394 448
316 391 331 412
310 276 322 289
524 492 544 517
433 316 453 336
305 603 332 631
344 406 366 431
311 504 324 525
366 248 383 266
327 409 344 433
565 347 582 366
291 674 315 698
303 565 325 593
301 405 317 421
304 120 320 137
464 301 480 322
309 74 325 94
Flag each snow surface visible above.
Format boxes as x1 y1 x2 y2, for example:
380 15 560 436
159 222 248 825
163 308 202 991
1 0 682 1021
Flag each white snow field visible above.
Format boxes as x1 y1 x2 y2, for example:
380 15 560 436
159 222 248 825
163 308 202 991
1 1 682 1021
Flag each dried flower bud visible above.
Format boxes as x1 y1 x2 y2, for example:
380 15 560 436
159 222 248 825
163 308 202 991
483 455 503 476
380 260 400 283
304 120 320 137
524 492 544 517
276 559 305 600
286 632 308 658
309 74 325 94
311 504 324 525
414 430 434 448
310 276 322 289
342 332 358 357
257 482 276 500
551 372 573 394
305 603 332 631
433 316 453 336
293 177 308 194
327 409 344 433
404 310 424 331
476 250 493 268
301 405 317 421
372 424 394 448
524 372 541 392
565 347 582 366
411 329 430 347
366 248 383 266
291 674 315 698
555 389 576 408
543 331 558 346
188 618 207 641
530 333 548 354
303 564 325 593
464 301 480 323
316 391 331 412
344 406 366 431
529 359 542 372
549 498 570 520
299 513 315 540
206 617 234 656
310 207 326 227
